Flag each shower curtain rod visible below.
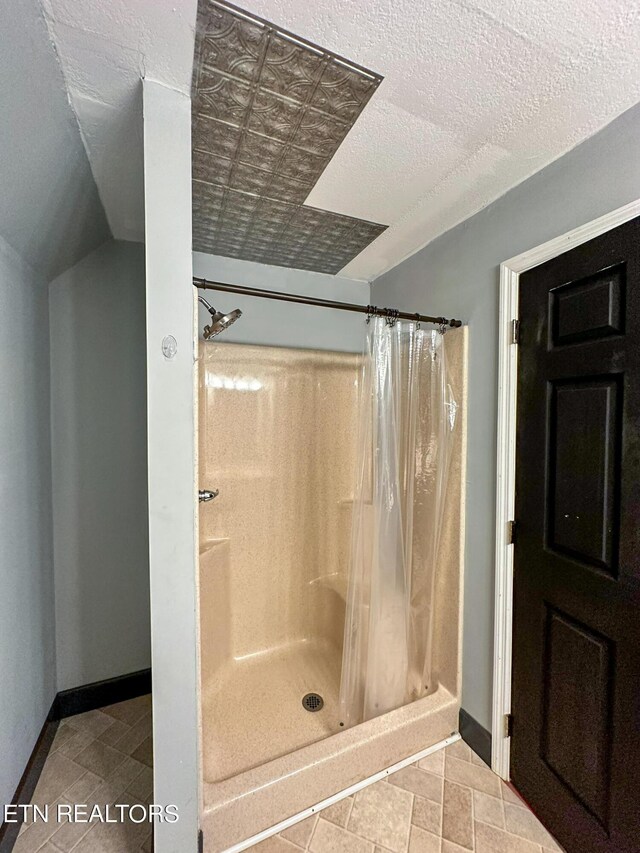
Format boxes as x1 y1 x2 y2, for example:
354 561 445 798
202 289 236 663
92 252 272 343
193 277 463 328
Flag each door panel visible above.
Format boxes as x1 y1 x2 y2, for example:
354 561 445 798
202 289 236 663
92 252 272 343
511 216 640 853
549 377 621 573
551 263 625 345
542 607 613 828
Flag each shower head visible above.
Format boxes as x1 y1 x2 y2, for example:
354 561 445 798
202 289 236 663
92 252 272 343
198 295 242 340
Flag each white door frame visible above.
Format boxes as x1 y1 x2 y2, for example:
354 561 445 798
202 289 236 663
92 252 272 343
491 197 640 780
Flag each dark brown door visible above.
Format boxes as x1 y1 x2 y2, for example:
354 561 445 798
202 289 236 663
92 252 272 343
511 216 640 853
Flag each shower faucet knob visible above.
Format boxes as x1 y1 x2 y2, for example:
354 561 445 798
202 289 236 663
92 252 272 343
198 489 219 503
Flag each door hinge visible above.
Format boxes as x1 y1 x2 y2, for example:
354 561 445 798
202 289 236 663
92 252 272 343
507 520 517 545
198 829 203 853
504 713 514 738
511 318 520 344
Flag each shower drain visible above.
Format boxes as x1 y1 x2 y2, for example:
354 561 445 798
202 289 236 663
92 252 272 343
302 692 324 712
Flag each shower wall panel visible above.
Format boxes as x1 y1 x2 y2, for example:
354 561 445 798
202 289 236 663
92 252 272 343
199 341 361 781
200 341 360 659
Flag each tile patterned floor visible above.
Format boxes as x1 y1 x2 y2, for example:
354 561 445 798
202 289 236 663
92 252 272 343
16 703 563 853
14 695 153 853
256 739 564 853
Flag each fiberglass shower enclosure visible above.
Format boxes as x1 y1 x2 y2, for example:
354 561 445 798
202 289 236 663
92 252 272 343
198 308 467 852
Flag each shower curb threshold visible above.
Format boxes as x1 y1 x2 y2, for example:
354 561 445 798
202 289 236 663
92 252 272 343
217 731 461 853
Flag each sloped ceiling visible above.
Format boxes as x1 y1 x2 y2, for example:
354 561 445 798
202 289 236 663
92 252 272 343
0 0 109 280
41 0 199 245
45 0 640 281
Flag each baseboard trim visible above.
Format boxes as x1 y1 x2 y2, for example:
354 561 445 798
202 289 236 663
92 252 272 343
459 708 492 767
50 668 152 721
0 703 59 853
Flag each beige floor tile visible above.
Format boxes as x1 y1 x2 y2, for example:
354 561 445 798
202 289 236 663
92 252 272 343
50 723 80 753
280 814 318 847
469 752 488 768
412 796 441 835
48 811 95 852
97 718 132 747
18 697 155 853
504 802 561 849
254 835 305 852
472 790 504 829
444 757 501 798
501 782 527 805
474 820 541 853
310 819 374 853
408 825 441 853
418 749 445 776
321 796 353 828
442 781 473 850
11 814 59 852
64 710 115 738
53 727 96 760
131 735 153 767
102 696 152 727
31 753 86 807
86 777 125 807
105 756 149 795
70 810 152 853
113 715 152 756
126 765 154 802
445 740 472 763
74 740 127 778
11 796 68 849
19 693 568 853
63 770 103 804
389 767 443 804
348 779 412 852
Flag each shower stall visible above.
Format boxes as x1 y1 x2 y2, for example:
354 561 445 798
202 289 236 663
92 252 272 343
197 285 467 852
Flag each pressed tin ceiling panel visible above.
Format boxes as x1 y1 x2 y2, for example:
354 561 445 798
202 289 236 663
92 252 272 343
191 0 387 274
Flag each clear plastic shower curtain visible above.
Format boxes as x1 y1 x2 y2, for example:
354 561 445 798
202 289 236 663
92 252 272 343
339 317 458 728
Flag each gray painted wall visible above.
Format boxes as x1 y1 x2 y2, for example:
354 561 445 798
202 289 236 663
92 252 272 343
373 101 640 730
193 252 370 352
50 240 150 691
0 1 110 280
0 235 56 810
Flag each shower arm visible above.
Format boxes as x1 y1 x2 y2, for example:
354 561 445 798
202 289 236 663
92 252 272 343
193 277 463 329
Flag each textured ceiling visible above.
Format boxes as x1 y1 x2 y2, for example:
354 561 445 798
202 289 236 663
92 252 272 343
250 0 640 279
45 0 640 280
191 0 386 273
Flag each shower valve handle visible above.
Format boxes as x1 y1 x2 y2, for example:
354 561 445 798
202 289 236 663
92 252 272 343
198 489 219 503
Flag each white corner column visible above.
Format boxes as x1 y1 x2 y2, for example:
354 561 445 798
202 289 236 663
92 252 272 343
143 78 199 852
